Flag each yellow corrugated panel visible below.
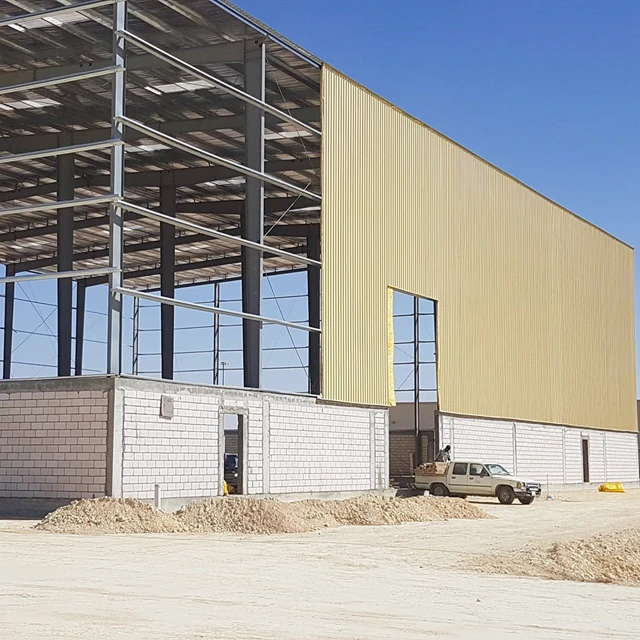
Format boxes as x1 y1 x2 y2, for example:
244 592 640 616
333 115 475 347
321 66 637 432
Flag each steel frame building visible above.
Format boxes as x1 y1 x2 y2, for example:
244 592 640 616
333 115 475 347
0 0 322 391
0 0 638 508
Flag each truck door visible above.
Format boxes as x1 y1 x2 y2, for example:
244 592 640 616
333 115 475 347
468 463 493 496
449 462 468 495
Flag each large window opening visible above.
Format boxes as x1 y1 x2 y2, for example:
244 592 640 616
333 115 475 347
389 291 438 483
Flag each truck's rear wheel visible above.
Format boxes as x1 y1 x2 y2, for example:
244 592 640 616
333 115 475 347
497 486 515 505
430 483 449 497
518 496 535 505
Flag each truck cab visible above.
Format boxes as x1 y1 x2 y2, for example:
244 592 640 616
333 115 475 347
414 461 542 505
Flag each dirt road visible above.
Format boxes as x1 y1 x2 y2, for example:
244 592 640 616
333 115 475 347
1 490 639 640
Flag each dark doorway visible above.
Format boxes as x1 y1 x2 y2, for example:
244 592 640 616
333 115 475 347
223 414 244 494
582 438 590 483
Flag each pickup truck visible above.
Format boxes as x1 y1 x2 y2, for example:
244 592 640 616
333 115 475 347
414 461 542 505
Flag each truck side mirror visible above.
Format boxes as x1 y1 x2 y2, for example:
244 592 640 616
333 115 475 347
481 469 489 477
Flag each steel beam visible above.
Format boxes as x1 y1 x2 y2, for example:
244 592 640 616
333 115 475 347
2 265 15 380
413 297 421 467
116 29 321 137
213 282 221 385
115 287 321 334
306 224 321 395
0 39 245 90
116 116 321 200
160 185 176 380
107 0 127 375
117 200 319 266
57 149 75 377
0 267 119 285
241 39 266 389
0 158 319 202
0 66 123 97
0 195 117 218
0 108 320 154
75 280 86 376
0 140 121 166
0 0 114 28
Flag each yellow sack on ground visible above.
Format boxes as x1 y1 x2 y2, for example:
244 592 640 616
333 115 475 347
598 482 625 493
223 480 230 496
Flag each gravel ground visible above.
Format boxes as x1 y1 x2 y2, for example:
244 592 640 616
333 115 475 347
0 489 639 639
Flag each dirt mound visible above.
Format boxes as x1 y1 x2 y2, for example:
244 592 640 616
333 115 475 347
35 497 181 534
36 495 489 535
476 528 640 586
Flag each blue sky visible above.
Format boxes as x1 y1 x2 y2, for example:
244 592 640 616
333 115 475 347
3 0 639 394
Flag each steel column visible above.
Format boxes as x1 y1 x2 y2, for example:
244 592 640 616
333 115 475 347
213 282 221 385
107 0 127 375
132 296 140 375
160 185 176 380
57 149 74 377
74 280 86 376
307 224 321 395
2 265 15 380
241 38 266 389
413 297 421 467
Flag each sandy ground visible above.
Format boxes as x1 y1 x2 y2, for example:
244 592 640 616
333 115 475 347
1 490 639 640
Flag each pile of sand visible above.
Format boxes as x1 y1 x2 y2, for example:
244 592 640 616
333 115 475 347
476 528 640 586
35 495 489 535
36 498 182 534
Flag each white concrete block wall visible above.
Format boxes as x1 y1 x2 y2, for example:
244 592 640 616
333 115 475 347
269 401 373 493
441 413 639 488
0 388 109 499
117 379 386 499
449 416 515 471
120 389 219 500
605 432 639 483
587 430 606 483
564 429 584 484
515 422 564 485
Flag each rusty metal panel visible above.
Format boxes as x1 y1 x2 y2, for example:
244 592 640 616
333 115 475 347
321 66 637 432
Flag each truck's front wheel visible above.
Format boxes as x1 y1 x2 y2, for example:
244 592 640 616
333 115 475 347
430 483 449 498
497 486 515 505
518 496 535 505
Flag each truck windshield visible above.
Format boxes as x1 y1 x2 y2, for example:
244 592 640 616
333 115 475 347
486 464 511 476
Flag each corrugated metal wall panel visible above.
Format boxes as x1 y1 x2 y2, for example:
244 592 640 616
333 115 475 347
321 66 637 432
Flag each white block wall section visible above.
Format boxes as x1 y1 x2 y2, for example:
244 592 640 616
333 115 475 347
116 377 387 500
587 430 606 483
120 389 220 501
514 422 564 485
268 401 373 494
605 431 639 483
564 429 584 484
449 416 515 470
0 381 110 499
444 412 640 488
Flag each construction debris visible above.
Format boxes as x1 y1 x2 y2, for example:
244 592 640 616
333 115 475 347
476 528 640 586
35 495 490 535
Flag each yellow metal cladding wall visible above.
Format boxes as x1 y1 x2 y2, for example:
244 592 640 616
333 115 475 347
321 66 637 432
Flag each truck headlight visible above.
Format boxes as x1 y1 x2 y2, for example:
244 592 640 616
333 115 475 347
515 482 522 489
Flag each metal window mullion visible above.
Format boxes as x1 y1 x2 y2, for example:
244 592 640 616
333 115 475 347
2 265 15 379
0 140 121 166
0 66 124 97
115 288 321 334
0 195 118 218
0 0 115 27
107 0 127 375
115 116 321 201
116 199 320 266
116 29 321 137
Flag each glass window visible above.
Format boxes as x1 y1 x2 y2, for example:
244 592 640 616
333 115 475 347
452 463 468 475
486 464 511 476
469 463 485 477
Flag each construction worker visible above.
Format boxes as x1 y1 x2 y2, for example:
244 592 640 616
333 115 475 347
435 445 451 462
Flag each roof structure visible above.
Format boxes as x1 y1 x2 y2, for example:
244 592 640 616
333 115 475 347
0 0 322 289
